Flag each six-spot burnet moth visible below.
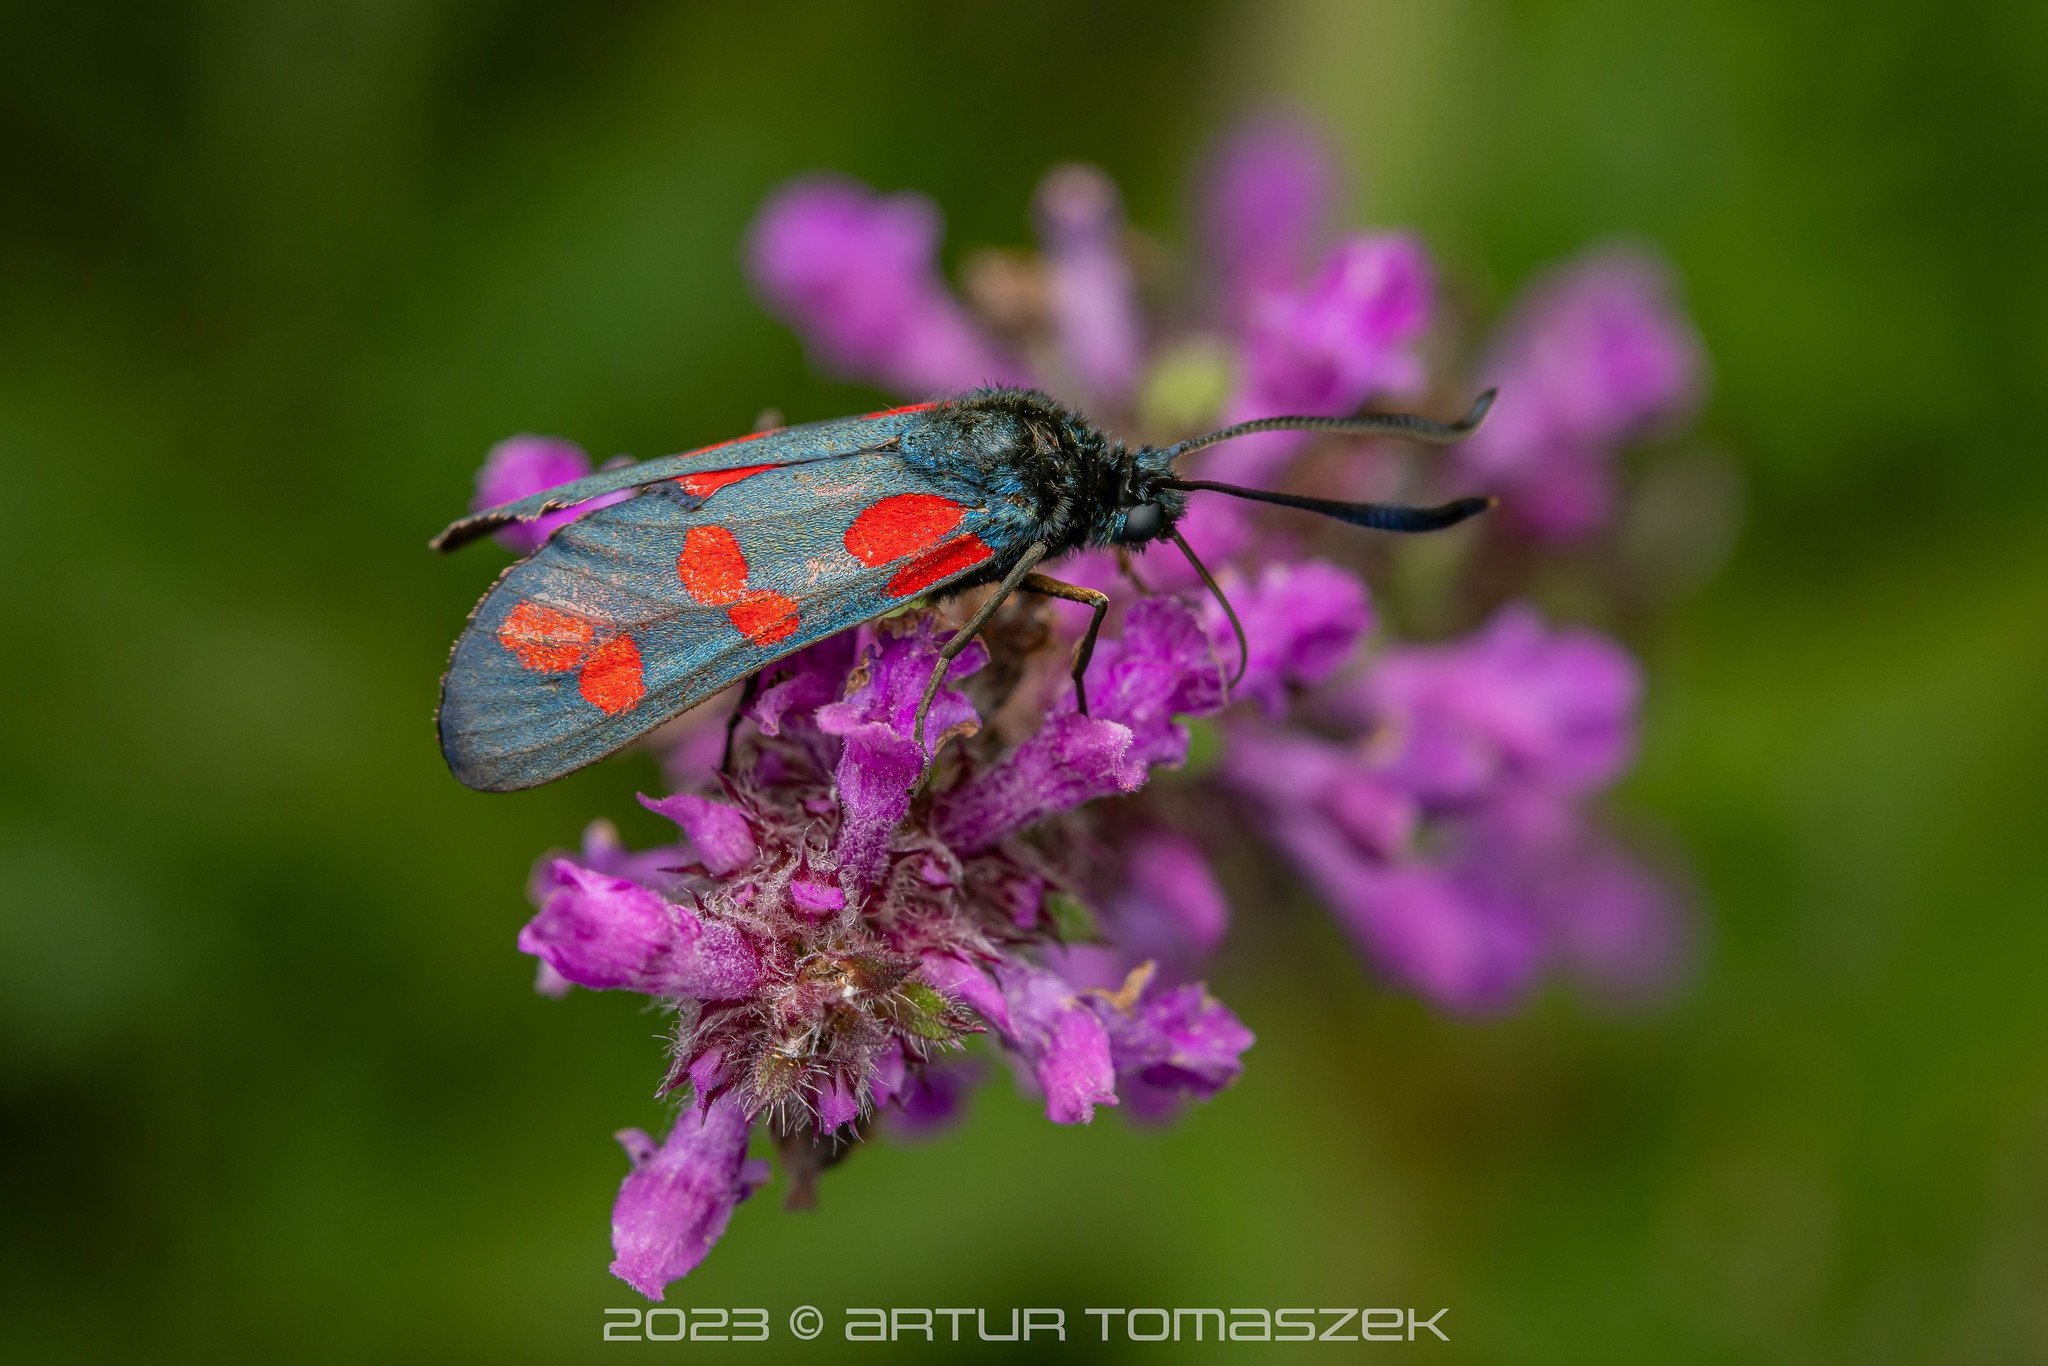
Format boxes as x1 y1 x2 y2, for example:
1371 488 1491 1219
433 387 1497 792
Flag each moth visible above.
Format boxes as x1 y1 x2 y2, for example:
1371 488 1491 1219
434 388 1496 791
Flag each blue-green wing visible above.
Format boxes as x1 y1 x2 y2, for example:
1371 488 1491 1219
430 403 940 551
438 449 1025 791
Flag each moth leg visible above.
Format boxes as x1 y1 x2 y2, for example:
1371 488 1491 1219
912 542 1050 760
721 672 762 775
1114 545 1150 594
1019 573 1111 716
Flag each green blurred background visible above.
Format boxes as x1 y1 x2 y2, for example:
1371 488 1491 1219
4 1 2044 1361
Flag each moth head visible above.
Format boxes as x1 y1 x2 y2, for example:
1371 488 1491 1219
1116 500 1167 544
1109 441 1191 546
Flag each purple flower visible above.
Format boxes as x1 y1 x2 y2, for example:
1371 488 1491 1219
932 711 1144 853
747 175 1026 396
994 961 1118 1124
1012 962 1254 1122
1204 558 1374 717
559 818 693 892
882 1057 981 1138
919 952 1014 1031
1079 597 1231 763
750 632 860 737
1220 723 1418 861
1220 600 1669 1013
1034 163 1143 404
1541 839 1687 1002
815 617 987 888
640 791 758 876
1094 971 1254 1099
610 1096 768 1300
1198 114 1338 318
813 1074 861 1133
1224 739 1542 1012
473 436 630 554
517 860 763 999
934 598 1226 851
1239 234 1434 411
1466 795 1691 1004
1206 234 1435 485
1100 826 1232 965
485 116 1711 1297
1456 245 1706 538
1311 850 1546 1013
1339 603 1640 805
504 592 1244 1292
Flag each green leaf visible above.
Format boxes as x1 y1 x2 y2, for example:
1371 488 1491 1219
1044 891 1106 944
888 981 969 1042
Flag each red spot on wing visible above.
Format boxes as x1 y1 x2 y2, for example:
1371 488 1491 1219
887 534 993 598
498 601 595 671
677 526 750 604
577 635 645 714
676 525 801 647
861 402 939 418
727 590 800 646
674 463 777 497
844 494 968 567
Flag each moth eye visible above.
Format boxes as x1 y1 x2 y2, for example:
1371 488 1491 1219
1120 501 1166 543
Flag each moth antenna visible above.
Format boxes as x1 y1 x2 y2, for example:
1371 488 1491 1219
1159 389 1496 462
1166 526 1248 688
1164 482 1497 533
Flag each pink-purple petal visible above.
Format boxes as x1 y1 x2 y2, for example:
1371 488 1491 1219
749 633 861 737
1457 245 1706 539
746 174 1026 396
935 600 1224 852
1278 822 1544 1013
609 1097 761 1301
1199 114 1339 317
1532 832 1691 1004
1035 162 1144 403
1342 603 1640 804
1095 980 1254 1098
818 621 987 886
1205 559 1373 717
1088 597 1229 763
1220 723 1418 860
639 792 759 877
814 1075 861 1134
473 435 630 554
919 951 1013 1034
516 860 678 995
935 712 1142 853
883 1057 981 1139
518 860 763 1000
1103 827 1232 963
997 963 1119 1124
1210 234 1436 486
